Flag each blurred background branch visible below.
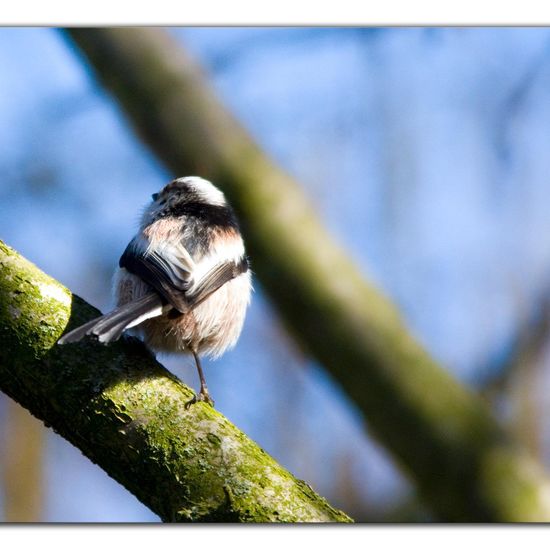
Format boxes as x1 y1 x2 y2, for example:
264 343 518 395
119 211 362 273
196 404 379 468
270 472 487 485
481 283 550 459
0 401 44 522
0 239 351 523
60 27 550 522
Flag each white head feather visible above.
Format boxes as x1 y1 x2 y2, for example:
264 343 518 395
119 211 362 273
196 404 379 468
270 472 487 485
176 176 226 206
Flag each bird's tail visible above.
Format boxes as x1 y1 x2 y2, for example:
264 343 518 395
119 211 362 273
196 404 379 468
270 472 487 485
58 293 166 345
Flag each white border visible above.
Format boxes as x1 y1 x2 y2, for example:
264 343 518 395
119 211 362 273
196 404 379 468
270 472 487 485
1 1 550 25
2 525 550 548
2 0 550 540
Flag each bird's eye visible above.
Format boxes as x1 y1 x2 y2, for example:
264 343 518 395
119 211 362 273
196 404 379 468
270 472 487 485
151 193 159 201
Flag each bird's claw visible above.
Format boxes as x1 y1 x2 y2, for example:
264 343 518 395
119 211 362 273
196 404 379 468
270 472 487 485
185 390 215 409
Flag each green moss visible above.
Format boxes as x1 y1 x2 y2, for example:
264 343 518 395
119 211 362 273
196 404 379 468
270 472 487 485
97 366 351 521
0 253 70 380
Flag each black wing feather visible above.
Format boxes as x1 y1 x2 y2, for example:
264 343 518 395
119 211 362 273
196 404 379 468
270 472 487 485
119 239 191 312
187 256 249 307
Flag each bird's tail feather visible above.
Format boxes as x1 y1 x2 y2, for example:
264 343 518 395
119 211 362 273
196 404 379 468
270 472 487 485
58 293 165 345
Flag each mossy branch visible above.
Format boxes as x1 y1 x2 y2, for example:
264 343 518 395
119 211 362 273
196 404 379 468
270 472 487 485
62 28 550 522
0 240 352 523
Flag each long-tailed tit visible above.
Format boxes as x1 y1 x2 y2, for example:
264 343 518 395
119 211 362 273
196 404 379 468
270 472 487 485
59 176 252 407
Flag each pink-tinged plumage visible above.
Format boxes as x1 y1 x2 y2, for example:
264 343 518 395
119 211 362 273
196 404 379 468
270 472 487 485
60 176 252 406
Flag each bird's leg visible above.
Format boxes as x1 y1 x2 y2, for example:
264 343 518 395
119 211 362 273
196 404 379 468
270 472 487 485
185 350 215 408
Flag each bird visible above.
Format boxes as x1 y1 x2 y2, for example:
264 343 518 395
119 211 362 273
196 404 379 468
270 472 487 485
58 176 252 407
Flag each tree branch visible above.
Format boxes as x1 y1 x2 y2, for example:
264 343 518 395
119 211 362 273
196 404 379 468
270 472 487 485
1 401 44 521
0 240 351 523
61 27 550 521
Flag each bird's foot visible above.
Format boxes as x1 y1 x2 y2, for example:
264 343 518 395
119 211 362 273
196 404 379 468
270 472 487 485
185 389 215 409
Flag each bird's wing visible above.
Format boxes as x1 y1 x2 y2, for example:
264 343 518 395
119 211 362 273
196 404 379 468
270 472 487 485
186 256 250 308
119 236 195 312
120 236 249 314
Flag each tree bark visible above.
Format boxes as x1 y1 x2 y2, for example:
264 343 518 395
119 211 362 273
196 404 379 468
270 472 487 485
0 240 351 523
60 27 550 522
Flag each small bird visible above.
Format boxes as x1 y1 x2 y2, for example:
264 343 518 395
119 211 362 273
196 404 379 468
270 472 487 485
59 176 252 407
